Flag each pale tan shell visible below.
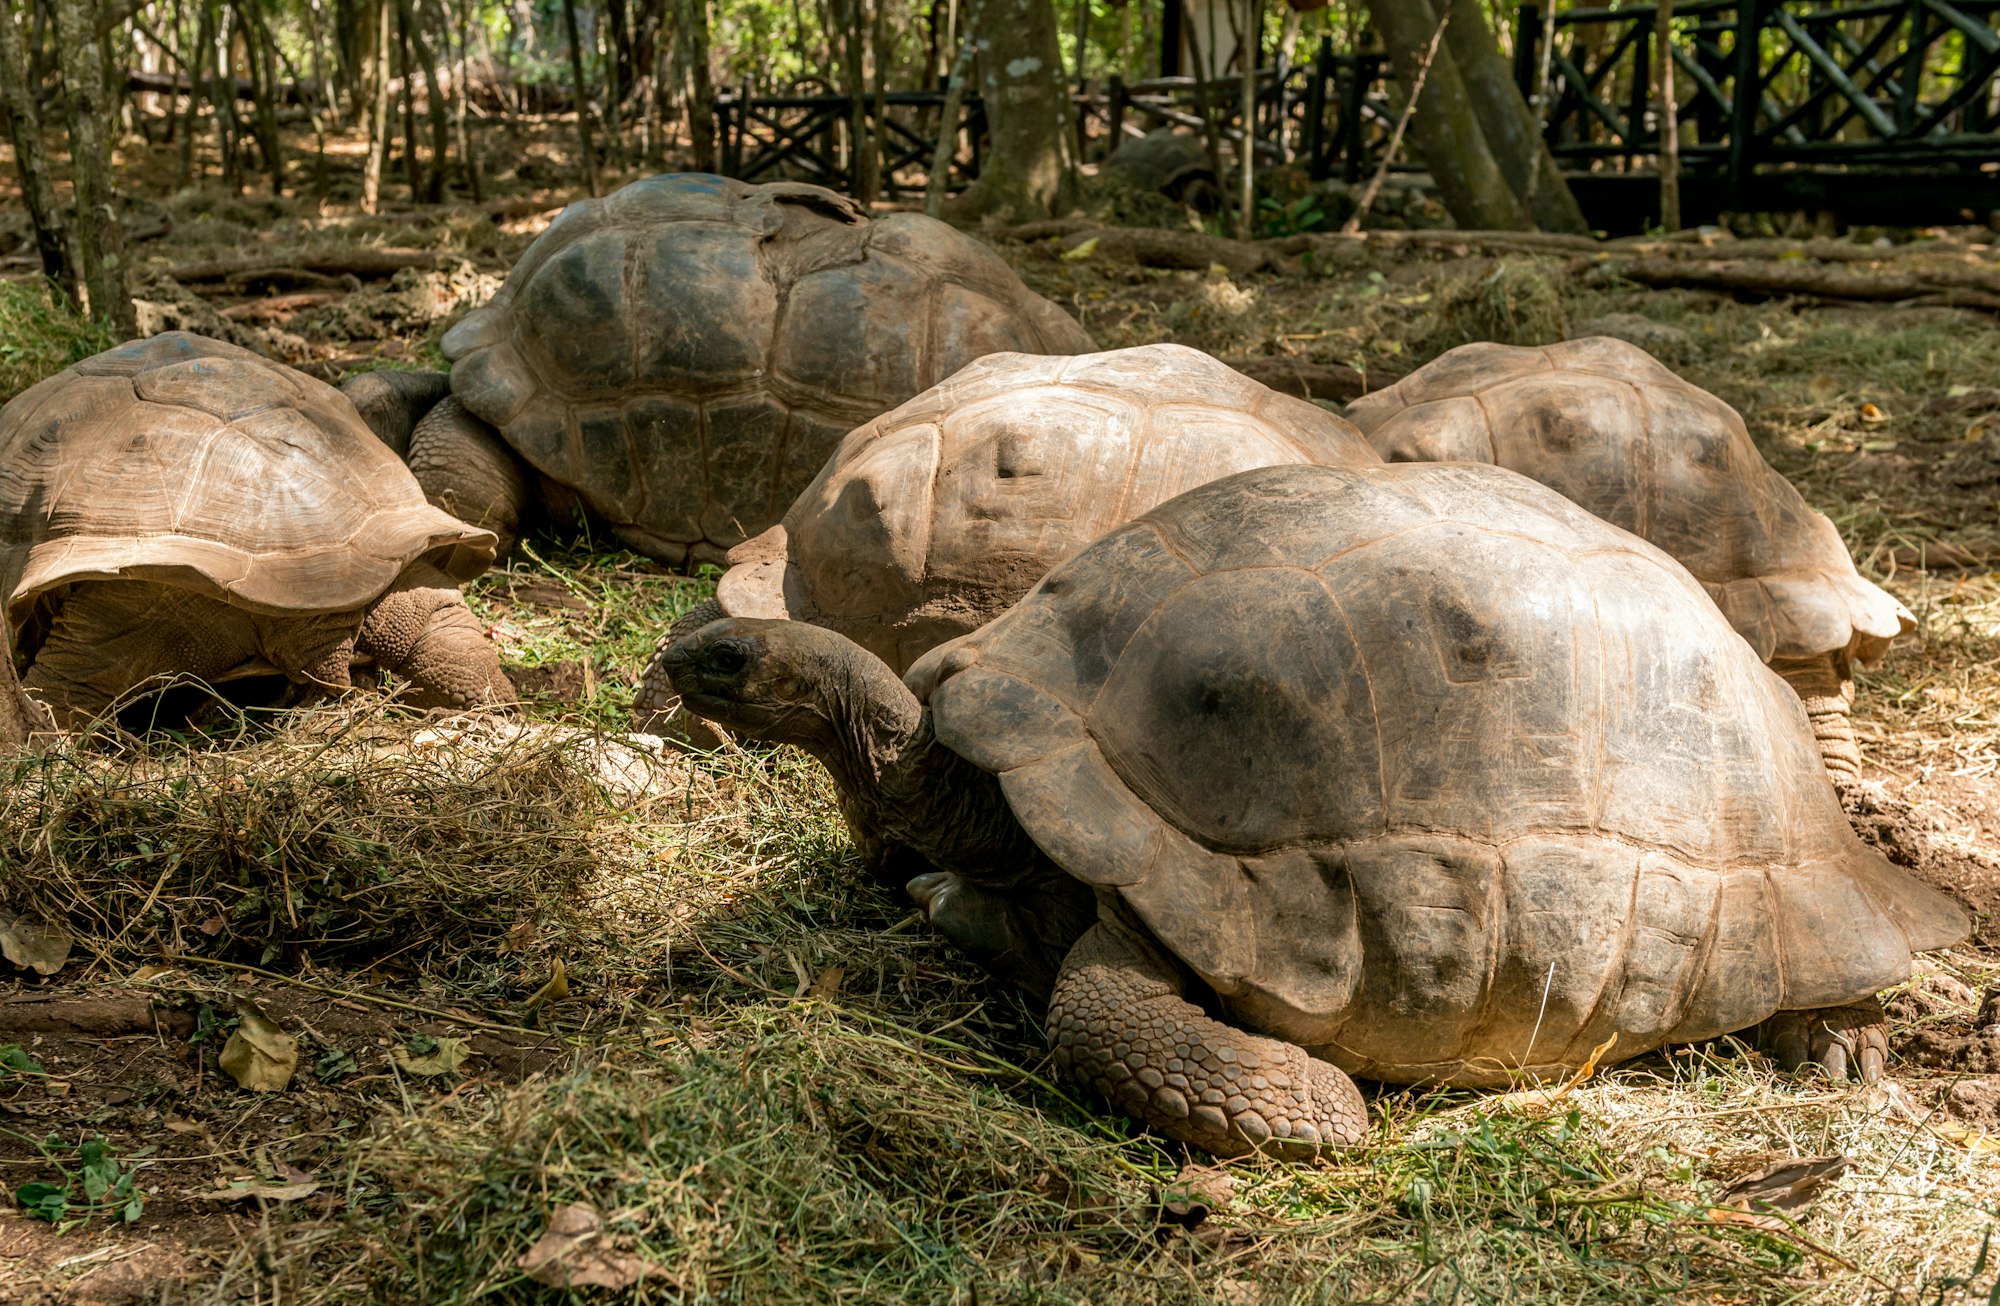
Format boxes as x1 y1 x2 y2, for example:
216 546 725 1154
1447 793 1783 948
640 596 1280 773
0 333 495 657
911 463 1965 1087
1344 337 1911 664
439 174 1096 560
717 344 1384 672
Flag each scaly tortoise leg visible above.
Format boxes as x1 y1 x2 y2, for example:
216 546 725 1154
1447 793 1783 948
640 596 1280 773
1049 917 1366 1158
632 598 730 747
408 395 533 558
357 562 516 711
1756 998 1888 1083
1771 650 1861 784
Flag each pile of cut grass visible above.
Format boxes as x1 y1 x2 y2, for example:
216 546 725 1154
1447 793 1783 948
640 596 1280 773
0 700 616 970
0 279 122 403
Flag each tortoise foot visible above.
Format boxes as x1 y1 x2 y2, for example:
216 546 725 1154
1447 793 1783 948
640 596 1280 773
1758 999 1888 1083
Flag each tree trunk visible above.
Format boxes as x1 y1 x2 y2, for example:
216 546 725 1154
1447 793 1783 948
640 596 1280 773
925 0 981 216
178 0 211 185
450 0 482 200
675 0 713 171
238 1 285 194
361 0 390 212
406 0 449 202
1441 0 1586 234
50 0 134 330
952 0 1073 221
1361 0 1529 232
560 0 600 193
0 0 76 296
395 0 424 201
212 0 241 193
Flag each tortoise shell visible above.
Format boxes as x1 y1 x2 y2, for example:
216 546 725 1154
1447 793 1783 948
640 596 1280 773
0 333 494 660
909 462 1964 1087
717 344 1382 672
439 173 1096 563
1343 337 1911 664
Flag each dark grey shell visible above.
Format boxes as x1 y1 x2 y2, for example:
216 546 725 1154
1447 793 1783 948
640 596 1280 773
440 173 1096 562
909 462 1965 1087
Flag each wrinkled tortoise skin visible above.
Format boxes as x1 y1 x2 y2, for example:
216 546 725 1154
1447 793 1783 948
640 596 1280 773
712 344 1383 673
440 173 1096 565
909 462 1966 1090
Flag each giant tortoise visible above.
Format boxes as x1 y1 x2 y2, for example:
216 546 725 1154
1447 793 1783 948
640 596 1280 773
1344 337 1911 780
0 333 511 728
344 173 1095 566
661 461 1966 1158
634 344 1382 732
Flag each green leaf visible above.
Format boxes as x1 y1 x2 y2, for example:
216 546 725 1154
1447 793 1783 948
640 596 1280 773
119 1192 145 1224
79 1140 117 1203
0 1045 44 1076
16 1181 68 1223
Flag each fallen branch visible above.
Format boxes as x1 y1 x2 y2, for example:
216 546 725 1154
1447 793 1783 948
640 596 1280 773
1059 227 1282 275
1225 356 1402 404
218 292 343 322
165 249 443 282
1598 256 2000 309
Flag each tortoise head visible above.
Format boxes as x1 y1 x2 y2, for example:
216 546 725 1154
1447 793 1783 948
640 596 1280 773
659 616 910 750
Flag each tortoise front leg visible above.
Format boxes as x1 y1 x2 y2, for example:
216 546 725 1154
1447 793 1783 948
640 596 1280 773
1049 917 1366 1159
407 395 533 557
1771 651 1860 783
357 562 516 711
906 867 1092 1002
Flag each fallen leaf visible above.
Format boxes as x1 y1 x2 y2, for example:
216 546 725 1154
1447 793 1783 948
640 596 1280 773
218 1000 297 1092
1932 1123 2000 1152
518 1202 658 1291
1716 1153 1847 1218
1155 1163 1235 1230
519 958 568 1022
1860 402 1890 424
392 1034 472 1077
497 920 538 955
1059 236 1098 262
190 1177 319 1202
807 966 845 1000
0 914 71 977
1861 438 1898 451
1703 1204 1788 1233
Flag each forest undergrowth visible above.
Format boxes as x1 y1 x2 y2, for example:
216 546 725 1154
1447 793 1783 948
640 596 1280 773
4 124 2000 1303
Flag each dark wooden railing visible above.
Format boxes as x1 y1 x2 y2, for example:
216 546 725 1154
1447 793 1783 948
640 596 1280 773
715 1 2000 229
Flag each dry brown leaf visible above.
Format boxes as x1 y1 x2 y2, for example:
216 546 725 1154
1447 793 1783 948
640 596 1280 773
191 1177 319 1202
1716 1153 1847 1218
218 1000 298 1092
392 1035 472 1077
517 1202 658 1290
807 966 845 999
0 914 71 977
1155 1163 1235 1229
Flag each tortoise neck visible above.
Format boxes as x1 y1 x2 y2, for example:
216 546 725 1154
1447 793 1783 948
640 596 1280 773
803 646 1034 880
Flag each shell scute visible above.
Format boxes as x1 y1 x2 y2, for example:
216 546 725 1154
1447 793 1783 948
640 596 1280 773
0 334 493 634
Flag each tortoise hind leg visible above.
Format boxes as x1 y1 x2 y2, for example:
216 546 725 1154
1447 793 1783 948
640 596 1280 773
1755 999 1887 1083
1771 651 1861 784
408 395 533 557
1048 916 1366 1158
357 561 516 710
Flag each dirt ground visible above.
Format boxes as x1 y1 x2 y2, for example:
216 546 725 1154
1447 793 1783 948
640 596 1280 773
5 119 2000 1303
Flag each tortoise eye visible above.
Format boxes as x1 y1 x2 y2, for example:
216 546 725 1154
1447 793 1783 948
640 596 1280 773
709 644 749 675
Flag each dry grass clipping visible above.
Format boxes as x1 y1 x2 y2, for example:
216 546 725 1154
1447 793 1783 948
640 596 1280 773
0 702 614 968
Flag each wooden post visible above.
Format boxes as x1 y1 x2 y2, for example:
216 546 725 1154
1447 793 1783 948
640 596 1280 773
1625 14 1649 172
1160 0 1181 77
1726 0 1764 212
1339 49 1368 184
1107 72 1126 146
1657 0 1680 230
